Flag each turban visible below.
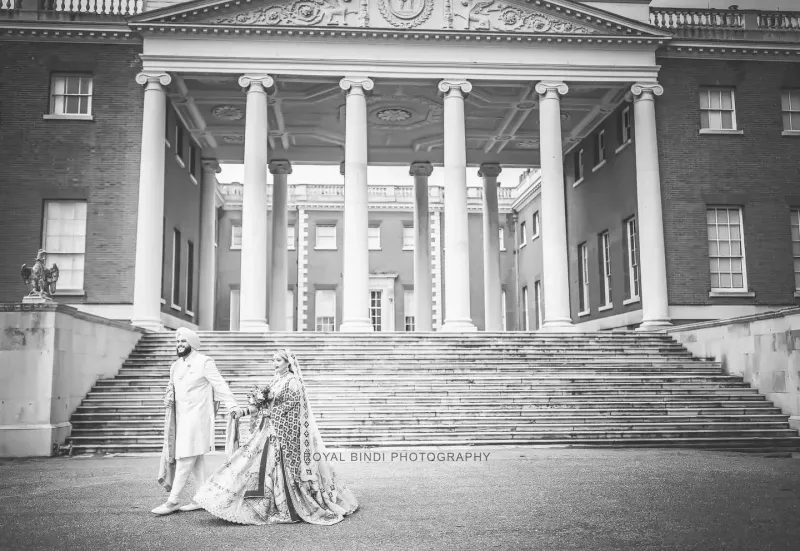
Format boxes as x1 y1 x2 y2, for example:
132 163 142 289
176 327 201 351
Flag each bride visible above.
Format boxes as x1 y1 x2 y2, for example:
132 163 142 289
193 348 358 525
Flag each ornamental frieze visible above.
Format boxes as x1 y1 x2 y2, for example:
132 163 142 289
377 0 434 29
212 0 360 26
463 0 597 33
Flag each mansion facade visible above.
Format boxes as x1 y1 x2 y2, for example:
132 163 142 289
0 0 799 332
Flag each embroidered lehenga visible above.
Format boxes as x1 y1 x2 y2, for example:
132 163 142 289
193 370 358 525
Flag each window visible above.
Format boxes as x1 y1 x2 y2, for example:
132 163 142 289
165 108 171 147
574 149 585 182
520 221 528 246
42 200 87 292
499 228 506 251
501 290 507 331
534 280 543 330
171 229 181 308
286 289 295 331
620 106 632 144
707 207 747 291
315 225 337 250
186 240 194 315
782 91 800 132
599 231 612 308
594 130 606 168
404 289 415 331
189 144 198 183
369 290 382 331
49 74 92 116
522 286 530 331
402 226 414 250
623 217 641 301
229 289 240 332
791 209 800 291
231 224 242 250
315 289 336 331
287 225 296 250
700 87 737 131
175 125 185 166
578 242 589 314
532 211 540 239
368 225 381 250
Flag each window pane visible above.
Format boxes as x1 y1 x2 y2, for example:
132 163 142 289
708 242 719 256
721 111 734 129
719 242 730 256
79 77 92 95
731 258 742 272
700 111 710 129
783 113 793 131
699 90 710 109
718 225 729 240
792 242 800 256
732 274 744 288
52 76 66 95
710 273 720 288
65 77 79 94
65 96 79 114
709 91 721 109
782 92 791 111
717 209 729 223
729 209 739 223
707 225 717 240
721 91 733 110
719 273 732 288
731 242 741 256
52 96 66 115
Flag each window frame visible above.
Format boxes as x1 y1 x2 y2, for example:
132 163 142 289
578 242 590 315
404 289 415 331
532 211 540 240
781 90 800 135
574 148 585 185
520 221 528 247
368 225 382 251
315 289 337 331
175 124 186 168
287 225 296 251
499 227 506 252
707 206 749 293
534 280 543 330
402 225 415 251
594 130 606 170
185 240 195 316
599 231 613 309
522 286 530 331
171 228 182 311
792 208 800 292
41 200 88 293
315 224 338 251
623 216 641 303
230 224 242 250
699 87 741 134
46 74 94 120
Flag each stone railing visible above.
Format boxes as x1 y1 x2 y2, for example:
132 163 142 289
650 7 800 32
218 182 516 210
0 0 143 15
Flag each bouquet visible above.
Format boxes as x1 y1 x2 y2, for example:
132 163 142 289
246 384 271 412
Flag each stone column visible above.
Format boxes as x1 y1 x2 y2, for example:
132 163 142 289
410 161 433 331
479 162 503 332
238 74 273 332
339 76 374 332
269 159 292 331
632 83 672 330
438 78 477 332
131 72 171 331
535 81 574 331
198 159 220 331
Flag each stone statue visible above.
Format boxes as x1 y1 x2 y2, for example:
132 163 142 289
21 249 59 300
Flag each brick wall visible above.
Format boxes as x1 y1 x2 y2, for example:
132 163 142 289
656 58 800 308
0 41 144 304
563 102 641 323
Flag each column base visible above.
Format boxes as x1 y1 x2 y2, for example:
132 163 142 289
539 319 577 332
131 318 165 332
636 319 672 332
440 320 478 332
339 319 374 332
239 320 269 333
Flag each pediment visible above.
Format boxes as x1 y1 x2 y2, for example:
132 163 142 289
132 0 670 37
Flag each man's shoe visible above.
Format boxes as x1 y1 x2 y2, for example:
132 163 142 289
151 501 181 515
179 502 203 512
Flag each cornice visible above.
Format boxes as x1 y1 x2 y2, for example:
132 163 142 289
128 23 669 47
659 40 800 60
0 23 139 43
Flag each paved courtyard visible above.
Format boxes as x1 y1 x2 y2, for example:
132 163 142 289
1 447 799 551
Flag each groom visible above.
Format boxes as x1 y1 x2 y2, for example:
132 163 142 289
151 327 239 515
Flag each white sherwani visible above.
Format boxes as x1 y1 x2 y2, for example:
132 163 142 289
169 350 238 459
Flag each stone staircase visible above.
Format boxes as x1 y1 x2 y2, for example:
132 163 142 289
65 332 800 454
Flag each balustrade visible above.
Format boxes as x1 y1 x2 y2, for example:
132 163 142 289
650 7 800 32
0 0 142 14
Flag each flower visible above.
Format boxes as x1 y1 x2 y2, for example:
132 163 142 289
246 384 271 412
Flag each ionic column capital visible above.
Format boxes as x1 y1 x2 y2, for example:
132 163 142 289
268 159 293 175
535 81 569 98
135 72 171 88
478 163 502 179
631 83 664 101
409 161 434 178
438 78 472 97
201 158 221 174
339 76 374 94
239 74 274 93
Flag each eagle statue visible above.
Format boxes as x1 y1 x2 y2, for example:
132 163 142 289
21 249 59 299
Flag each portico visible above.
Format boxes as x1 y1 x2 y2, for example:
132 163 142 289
128 0 672 333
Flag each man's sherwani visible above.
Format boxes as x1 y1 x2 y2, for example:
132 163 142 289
169 350 238 459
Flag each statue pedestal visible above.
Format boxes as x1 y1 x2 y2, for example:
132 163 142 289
22 295 52 304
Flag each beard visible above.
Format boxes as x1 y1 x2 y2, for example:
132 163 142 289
177 344 192 358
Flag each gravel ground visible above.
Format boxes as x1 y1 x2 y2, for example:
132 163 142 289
1 447 799 551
